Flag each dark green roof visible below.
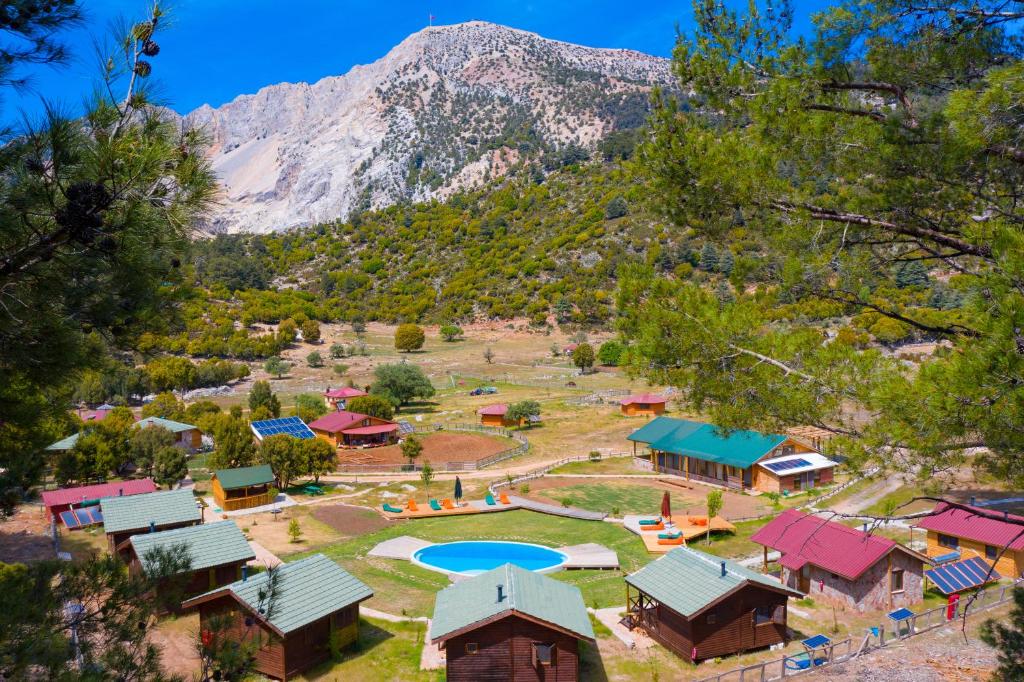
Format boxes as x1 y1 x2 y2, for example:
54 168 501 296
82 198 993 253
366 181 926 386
136 416 198 433
630 417 787 469
129 521 254 574
214 464 275 490
101 489 202 534
626 546 800 618
46 432 81 451
431 563 595 642
184 554 372 635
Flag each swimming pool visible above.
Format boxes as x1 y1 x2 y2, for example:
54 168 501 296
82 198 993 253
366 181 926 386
412 541 568 576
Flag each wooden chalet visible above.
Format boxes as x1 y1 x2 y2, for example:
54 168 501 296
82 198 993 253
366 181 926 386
182 553 372 681
627 417 838 493
752 509 928 611
915 501 1024 579
136 416 203 452
124 521 255 609
625 546 801 662
476 404 539 428
620 393 667 417
41 478 156 525
308 410 399 448
431 563 595 682
211 464 276 512
322 386 367 410
101 488 202 554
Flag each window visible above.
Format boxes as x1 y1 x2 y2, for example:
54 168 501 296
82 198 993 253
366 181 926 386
532 643 554 667
891 569 905 593
938 534 959 549
754 606 772 625
706 611 717 625
986 545 998 560
465 642 479 655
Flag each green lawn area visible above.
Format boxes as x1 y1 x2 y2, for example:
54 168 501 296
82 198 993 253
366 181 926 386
541 482 666 516
696 519 769 560
298 617 440 681
296 509 651 617
548 456 648 476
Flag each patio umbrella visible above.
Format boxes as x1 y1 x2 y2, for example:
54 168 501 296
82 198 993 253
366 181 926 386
661 491 671 523
454 476 463 502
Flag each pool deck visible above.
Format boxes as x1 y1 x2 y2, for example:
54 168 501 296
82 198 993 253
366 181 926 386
624 514 736 554
367 536 619 572
378 495 606 521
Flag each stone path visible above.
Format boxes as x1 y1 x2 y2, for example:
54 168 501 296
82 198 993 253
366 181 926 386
591 607 655 650
246 540 282 569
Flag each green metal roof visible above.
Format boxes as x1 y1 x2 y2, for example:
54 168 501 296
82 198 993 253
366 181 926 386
626 546 800 618
129 521 254 574
136 416 198 433
186 554 372 635
431 563 595 642
633 418 787 469
101 488 202 534
46 432 81 451
214 464 275 490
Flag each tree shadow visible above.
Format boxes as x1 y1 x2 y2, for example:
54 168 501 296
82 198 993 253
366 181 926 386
303 619 397 679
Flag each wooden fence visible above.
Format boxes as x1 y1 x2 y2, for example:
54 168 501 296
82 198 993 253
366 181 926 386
333 424 529 474
696 579 1021 682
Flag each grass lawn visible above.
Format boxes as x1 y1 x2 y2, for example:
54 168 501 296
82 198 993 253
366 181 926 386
542 482 667 516
296 617 441 682
863 483 931 516
696 519 770 560
296 509 651 617
548 456 649 476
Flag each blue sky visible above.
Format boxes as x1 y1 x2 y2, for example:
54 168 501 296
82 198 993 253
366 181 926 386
4 1 826 123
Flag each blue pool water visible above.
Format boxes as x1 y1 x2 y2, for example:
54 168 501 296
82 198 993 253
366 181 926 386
412 541 568 576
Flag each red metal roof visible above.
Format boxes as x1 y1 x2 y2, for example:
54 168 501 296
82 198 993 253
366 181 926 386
309 410 396 434
915 502 1024 551
620 393 667 406
751 509 914 580
477 404 508 416
344 423 398 435
41 478 157 508
324 387 367 399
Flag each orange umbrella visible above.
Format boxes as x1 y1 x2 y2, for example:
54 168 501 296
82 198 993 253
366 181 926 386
661 491 671 523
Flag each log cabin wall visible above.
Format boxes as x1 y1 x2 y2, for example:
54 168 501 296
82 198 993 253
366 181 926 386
198 597 287 681
446 614 582 682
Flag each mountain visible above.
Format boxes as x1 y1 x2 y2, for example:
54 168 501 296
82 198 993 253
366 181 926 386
183 21 674 234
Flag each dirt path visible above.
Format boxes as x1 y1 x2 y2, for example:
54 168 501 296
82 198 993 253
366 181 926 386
829 475 906 516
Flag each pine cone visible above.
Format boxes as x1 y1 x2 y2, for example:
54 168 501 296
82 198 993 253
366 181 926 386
134 60 152 77
142 40 160 57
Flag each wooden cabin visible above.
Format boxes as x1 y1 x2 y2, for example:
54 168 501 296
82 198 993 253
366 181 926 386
124 521 255 609
625 546 801 662
627 417 838 493
476 403 538 428
101 488 202 554
308 410 398 448
42 478 156 525
620 393 667 417
211 464 276 512
182 553 372 681
322 386 367 410
752 509 928 612
915 501 1024 579
431 563 595 682
135 416 203 452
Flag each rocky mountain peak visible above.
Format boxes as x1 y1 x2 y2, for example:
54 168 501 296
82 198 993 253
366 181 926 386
185 21 673 233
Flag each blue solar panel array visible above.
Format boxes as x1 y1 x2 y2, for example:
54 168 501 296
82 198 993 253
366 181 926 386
397 420 414 435
802 634 831 649
59 506 104 529
887 608 915 621
764 458 812 473
924 556 999 595
251 416 315 440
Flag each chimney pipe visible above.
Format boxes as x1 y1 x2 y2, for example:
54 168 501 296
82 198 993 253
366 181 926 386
497 584 504 602
863 522 868 533
119 488 123 496
242 566 248 582
970 496 976 506
1005 510 1010 521
149 521 156 533
720 561 726 577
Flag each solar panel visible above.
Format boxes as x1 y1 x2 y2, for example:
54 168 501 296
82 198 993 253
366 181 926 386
397 421 414 435
924 556 1000 595
60 510 82 529
763 458 812 473
933 550 961 564
802 634 831 649
887 608 914 621
251 416 315 440
81 507 103 525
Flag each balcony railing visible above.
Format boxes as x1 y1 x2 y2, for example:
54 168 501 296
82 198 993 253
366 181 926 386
656 466 746 490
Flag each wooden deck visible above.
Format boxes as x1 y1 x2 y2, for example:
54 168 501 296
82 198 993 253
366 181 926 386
379 495 608 522
624 514 737 554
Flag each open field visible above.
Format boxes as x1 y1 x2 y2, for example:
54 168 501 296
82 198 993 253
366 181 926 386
520 477 775 519
337 430 518 467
